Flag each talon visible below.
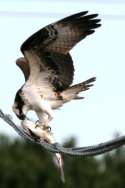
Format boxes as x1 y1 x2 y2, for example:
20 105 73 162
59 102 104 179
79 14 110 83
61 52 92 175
35 120 44 128
43 126 51 132
35 120 51 132
48 126 51 132
35 120 40 128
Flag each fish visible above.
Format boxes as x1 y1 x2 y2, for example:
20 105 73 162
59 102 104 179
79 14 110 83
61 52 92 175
21 119 65 183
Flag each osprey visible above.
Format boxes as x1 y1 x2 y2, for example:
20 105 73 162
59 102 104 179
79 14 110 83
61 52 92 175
12 11 101 131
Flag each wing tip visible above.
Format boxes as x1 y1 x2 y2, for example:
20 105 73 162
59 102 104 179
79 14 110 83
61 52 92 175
61 11 101 36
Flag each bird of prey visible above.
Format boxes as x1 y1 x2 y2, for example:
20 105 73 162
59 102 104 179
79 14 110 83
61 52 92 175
12 11 101 131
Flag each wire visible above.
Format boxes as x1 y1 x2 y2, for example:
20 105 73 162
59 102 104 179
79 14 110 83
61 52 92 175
0 11 125 20
1 0 125 4
1 109 125 157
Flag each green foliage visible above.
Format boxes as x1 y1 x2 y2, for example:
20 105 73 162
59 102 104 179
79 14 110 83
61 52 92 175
0 134 125 188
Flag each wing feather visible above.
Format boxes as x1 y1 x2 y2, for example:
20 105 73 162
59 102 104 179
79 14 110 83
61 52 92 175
19 11 101 91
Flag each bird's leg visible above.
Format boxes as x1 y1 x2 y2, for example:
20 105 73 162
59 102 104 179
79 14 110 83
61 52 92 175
35 120 51 132
36 111 54 131
44 110 54 129
35 100 54 130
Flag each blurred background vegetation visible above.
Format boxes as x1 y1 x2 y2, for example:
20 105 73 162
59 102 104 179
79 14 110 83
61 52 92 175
0 134 125 188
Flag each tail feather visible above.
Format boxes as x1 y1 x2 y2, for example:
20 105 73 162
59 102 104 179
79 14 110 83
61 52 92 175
61 77 96 101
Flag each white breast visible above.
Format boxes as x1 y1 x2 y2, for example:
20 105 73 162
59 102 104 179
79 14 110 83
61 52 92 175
21 84 42 110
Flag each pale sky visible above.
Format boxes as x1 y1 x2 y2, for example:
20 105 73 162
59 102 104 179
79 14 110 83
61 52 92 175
0 0 125 146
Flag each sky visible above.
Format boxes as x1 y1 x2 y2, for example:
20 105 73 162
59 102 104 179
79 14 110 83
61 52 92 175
0 0 125 146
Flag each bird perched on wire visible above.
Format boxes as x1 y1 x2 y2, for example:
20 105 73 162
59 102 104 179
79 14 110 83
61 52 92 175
12 11 101 131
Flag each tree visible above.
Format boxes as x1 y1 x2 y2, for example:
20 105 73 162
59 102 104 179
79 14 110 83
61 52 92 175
0 134 125 188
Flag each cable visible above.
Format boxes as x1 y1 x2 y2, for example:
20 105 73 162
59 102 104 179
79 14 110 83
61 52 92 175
1 0 125 4
1 109 125 156
0 11 125 20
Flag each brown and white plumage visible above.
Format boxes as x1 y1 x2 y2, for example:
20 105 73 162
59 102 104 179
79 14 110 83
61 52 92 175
13 11 101 129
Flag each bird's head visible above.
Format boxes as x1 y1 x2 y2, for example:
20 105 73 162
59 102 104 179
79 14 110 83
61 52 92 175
12 89 26 120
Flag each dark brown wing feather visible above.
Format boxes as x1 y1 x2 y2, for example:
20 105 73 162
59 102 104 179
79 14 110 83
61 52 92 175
42 52 74 91
20 11 101 91
46 12 101 54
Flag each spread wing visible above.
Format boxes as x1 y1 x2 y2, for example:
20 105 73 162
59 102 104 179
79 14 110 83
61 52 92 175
19 11 101 91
